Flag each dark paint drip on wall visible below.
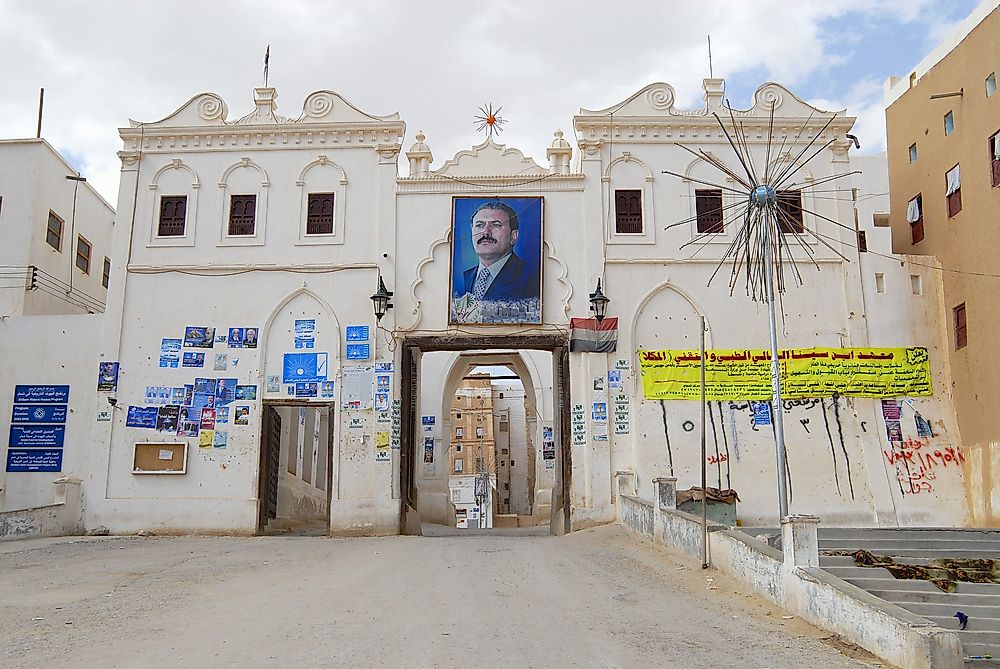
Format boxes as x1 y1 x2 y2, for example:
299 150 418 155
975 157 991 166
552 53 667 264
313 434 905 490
820 400 842 496
831 395 856 500
659 400 674 476
708 401 721 488
717 401 731 489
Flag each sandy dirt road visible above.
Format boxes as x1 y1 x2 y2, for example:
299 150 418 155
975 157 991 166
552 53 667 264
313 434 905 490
0 524 882 669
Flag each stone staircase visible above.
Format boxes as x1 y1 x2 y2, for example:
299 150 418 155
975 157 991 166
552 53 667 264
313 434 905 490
816 528 1000 666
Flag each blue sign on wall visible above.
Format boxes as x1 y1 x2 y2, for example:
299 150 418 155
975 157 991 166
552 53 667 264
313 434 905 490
282 352 328 383
6 449 64 472
11 405 67 424
346 325 370 342
126 406 159 428
14 385 70 404
752 401 772 426
346 343 370 361
9 425 66 448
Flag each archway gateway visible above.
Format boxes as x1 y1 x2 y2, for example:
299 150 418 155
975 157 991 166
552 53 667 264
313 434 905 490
399 334 571 534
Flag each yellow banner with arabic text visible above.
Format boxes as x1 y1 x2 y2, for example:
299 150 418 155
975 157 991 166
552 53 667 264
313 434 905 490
637 347 932 400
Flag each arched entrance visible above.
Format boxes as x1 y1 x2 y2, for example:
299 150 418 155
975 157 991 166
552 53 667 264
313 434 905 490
399 335 572 534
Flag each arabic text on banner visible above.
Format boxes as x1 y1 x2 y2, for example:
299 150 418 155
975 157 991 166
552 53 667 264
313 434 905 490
637 347 932 400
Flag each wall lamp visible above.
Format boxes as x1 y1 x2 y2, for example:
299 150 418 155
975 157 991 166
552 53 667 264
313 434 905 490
370 274 393 323
589 278 610 323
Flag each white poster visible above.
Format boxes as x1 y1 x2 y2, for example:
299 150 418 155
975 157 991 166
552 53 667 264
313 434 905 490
341 365 374 410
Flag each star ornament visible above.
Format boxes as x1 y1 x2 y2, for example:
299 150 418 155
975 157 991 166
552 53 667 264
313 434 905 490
475 103 507 139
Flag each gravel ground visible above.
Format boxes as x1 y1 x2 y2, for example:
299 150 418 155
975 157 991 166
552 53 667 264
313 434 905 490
0 524 884 668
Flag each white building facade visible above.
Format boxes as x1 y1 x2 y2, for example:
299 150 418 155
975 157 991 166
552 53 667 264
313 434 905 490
0 80 970 534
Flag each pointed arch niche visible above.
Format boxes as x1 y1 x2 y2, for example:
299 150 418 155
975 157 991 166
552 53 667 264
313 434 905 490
147 158 200 247
294 155 348 246
604 152 656 245
218 157 269 247
259 288 343 401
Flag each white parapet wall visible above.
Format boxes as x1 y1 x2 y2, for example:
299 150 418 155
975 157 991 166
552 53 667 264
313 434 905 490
616 477 964 669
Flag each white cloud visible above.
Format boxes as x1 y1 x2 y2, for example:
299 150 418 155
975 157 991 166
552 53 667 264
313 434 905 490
0 0 965 202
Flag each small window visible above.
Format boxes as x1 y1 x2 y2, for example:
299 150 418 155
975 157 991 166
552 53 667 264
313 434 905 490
455 412 462 419
857 230 868 253
990 132 1000 188
614 189 642 234
908 72 917 88
456 427 463 438
500 460 506 467
158 196 187 237
907 194 923 244
944 111 955 136
454 459 463 473
102 257 111 289
776 190 804 234
696 189 725 234
306 193 334 235
46 211 64 251
908 143 918 163
455 444 462 452
954 303 967 350
509 460 514 467
75 236 91 274
476 426 484 438
504 482 509 490
875 273 885 294
475 457 484 470
987 72 996 98
228 194 257 236
910 275 923 296
499 392 504 399
501 448 509 455
945 164 961 218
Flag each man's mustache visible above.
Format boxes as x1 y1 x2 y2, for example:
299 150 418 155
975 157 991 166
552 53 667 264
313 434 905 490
476 235 498 245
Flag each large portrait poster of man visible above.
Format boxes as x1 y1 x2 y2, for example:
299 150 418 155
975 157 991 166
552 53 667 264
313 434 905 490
450 196 543 325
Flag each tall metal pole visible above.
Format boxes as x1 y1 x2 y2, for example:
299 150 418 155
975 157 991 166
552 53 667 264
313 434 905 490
36 88 44 138
764 221 789 519
700 314 709 568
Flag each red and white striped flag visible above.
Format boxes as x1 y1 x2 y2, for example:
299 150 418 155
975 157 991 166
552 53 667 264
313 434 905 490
569 317 618 353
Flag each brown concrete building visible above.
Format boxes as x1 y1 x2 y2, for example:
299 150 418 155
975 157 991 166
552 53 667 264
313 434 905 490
447 374 496 476
885 1 1000 523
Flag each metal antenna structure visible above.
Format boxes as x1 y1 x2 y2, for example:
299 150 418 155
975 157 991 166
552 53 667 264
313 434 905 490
661 101 859 519
474 103 507 140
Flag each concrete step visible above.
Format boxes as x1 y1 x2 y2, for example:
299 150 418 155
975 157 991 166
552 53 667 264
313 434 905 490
819 539 1000 552
867 589 1000 604
819 528 1000 540
898 601 1000 623
838 576 1000 596
822 548 1000 560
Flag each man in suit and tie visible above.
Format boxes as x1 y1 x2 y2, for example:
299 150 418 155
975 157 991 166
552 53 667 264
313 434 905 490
452 202 539 323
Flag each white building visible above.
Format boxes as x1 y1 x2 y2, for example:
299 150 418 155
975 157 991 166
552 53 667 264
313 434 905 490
0 139 115 316
0 79 971 535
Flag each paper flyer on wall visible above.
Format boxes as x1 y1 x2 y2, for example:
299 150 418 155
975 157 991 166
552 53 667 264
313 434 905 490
341 365 374 410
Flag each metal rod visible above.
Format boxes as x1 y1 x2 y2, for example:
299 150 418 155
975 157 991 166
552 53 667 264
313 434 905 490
700 314 709 568
36 88 44 138
764 219 789 519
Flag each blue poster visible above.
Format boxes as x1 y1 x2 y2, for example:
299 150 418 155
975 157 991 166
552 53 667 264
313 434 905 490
9 425 66 448
184 326 215 348
346 343 370 361
14 385 70 404
6 449 63 473
346 325 370 342
283 352 328 383
182 352 205 367
295 382 318 398
294 319 316 349
215 378 238 406
752 401 772 426
97 362 120 392
126 406 159 428
160 338 181 368
12 405 67 424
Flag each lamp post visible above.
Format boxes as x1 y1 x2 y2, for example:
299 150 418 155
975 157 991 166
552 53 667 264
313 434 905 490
589 278 610 323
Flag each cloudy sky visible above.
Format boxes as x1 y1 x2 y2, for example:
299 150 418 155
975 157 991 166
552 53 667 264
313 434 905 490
0 0 982 204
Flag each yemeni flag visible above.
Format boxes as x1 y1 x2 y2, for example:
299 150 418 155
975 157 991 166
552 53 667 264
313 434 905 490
570 317 618 353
